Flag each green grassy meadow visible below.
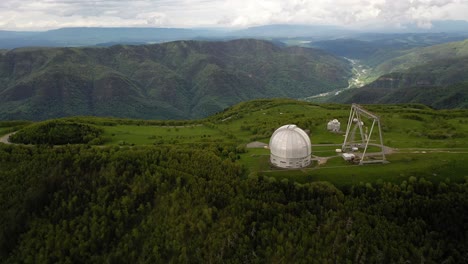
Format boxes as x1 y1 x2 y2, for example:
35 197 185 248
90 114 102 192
3 99 468 186
0 128 11 136
0 121 32 137
100 100 468 186
256 152 468 187
101 124 226 146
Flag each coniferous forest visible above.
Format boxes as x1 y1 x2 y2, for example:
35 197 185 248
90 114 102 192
1 143 467 263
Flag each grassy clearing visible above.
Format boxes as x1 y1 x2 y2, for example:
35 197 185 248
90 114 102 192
89 100 468 149
0 121 32 137
215 101 468 149
311 145 341 157
256 152 468 187
101 124 226 146
0 128 11 137
239 148 271 175
84 101 468 186
6 100 468 186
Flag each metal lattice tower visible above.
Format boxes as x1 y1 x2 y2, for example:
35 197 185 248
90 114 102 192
342 104 386 165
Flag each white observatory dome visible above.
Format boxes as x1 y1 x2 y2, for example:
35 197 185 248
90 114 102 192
269 124 312 168
327 119 340 132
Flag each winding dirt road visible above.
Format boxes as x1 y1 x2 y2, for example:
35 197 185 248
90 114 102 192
0 132 15 144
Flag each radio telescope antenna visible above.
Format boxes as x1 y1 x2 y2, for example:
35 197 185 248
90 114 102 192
342 104 386 165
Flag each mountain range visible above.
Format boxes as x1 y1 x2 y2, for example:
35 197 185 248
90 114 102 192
0 25 353 49
1 27 468 120
2 20 468 49
0 39 351 120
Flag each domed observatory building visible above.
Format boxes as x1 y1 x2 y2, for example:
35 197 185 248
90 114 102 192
269 124 312 168
327 119 340 132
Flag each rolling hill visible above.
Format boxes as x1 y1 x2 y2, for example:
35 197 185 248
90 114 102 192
0 39 351 120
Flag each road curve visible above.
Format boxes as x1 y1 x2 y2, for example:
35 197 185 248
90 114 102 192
0 132 16 144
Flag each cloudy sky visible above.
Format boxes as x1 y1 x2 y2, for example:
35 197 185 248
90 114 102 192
1 0 467 31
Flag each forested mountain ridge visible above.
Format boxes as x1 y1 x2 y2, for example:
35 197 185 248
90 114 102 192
0 39 351 120
369 39 468 79
332 55 468 105
329 39 468 108
333 81 468 108
310 33 468 67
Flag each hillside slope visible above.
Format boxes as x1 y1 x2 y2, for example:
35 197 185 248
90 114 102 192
369 39 468 79
329 41 468 108
310 33 468 67
0 39 351 120
342 55 468 94
332 82 468 109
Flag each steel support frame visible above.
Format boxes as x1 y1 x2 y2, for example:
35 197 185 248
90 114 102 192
342 104 386 165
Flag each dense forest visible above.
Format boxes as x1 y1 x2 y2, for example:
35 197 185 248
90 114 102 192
1 143 467 263
0 39 350 120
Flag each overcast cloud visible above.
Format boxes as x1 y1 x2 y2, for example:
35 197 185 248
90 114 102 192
0 0 467 30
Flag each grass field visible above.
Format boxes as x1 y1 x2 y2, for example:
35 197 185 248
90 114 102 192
101 124 227 146
212 100 468 186
4 101 468 149
0 128 11 137
3 100 468 186
0 121 31 137
255 152 468 187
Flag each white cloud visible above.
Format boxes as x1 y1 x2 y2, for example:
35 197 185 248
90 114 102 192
0 0 466 30
136 12 171 26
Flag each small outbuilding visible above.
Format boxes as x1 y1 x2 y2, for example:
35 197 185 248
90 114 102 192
342 153 355 161
327 119 340 132
269 124 311 169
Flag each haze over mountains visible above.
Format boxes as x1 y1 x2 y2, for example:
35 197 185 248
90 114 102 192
2 21 468 49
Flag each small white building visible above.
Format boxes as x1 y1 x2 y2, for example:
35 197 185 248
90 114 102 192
342 153 355 161
269 124 312 169
327 119 340 132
